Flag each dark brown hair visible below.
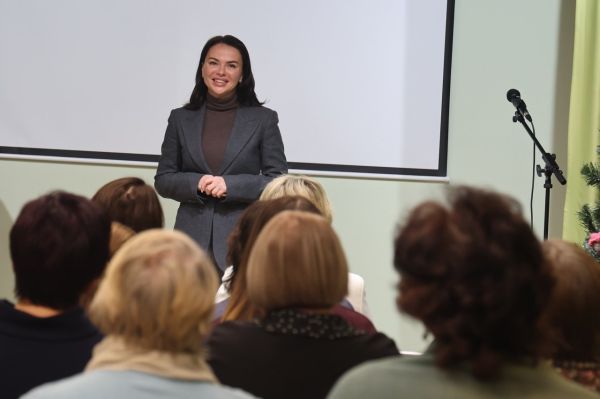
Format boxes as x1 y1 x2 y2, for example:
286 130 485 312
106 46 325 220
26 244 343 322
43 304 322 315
92 177 163 233
543 239 600 362
185 35 262 109
10 191 111 310
222 196 320 321
394 186 554 379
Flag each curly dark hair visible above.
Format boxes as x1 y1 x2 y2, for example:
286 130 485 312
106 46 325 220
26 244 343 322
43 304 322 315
542 239 600 362
394 186 554 379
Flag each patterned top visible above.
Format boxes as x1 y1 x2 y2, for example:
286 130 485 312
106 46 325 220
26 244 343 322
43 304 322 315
553 359 600 393
257 308 364 340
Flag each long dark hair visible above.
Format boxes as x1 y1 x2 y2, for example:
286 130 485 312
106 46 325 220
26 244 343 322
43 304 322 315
184 35 263 109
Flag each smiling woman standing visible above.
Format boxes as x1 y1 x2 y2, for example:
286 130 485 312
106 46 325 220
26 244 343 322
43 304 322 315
155 35 287 274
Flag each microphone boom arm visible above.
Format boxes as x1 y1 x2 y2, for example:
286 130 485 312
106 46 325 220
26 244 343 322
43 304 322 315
512 110 566 239
513 111 566 185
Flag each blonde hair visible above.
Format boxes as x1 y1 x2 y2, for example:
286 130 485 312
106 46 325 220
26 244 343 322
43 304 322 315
260 175 333 222
89 229 218 354
246 211 347 310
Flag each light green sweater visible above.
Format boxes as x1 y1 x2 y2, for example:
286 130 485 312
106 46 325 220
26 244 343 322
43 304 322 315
327 353 600 399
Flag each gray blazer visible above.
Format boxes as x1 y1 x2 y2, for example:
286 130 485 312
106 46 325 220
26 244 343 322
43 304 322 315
154 105 287 271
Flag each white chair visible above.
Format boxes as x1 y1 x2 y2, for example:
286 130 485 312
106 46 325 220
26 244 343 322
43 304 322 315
214 266 234 304
347 272 370 317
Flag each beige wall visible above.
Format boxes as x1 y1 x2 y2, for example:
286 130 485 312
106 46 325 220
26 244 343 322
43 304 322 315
0 0 575 351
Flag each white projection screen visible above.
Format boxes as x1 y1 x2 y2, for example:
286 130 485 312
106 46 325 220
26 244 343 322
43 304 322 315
0 0 454 178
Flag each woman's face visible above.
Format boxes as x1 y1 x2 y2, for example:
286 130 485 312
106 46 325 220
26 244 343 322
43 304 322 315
202 43 243 100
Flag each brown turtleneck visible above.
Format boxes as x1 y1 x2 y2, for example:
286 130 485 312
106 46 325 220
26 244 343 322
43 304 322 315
202 94 238 174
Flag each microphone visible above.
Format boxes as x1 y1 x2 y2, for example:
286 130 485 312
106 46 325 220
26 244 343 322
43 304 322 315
506 89 532 121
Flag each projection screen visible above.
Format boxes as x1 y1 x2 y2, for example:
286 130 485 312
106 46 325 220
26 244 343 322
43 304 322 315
0 0 454 179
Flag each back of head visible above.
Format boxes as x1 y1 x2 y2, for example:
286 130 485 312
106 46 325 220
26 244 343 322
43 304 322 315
260 175 333 222
394 186 553 379
227 196 321 268
247 210 348 311
89 229 218 354
92 177 164 232
223 196 321 321
543 239 600 362
9 191 111 310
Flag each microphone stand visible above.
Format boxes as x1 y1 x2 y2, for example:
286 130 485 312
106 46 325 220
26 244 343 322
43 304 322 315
512 110 566 239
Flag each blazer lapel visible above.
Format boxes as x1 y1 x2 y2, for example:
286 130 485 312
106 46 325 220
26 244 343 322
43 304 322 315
218 107 259 175
181 107 211 172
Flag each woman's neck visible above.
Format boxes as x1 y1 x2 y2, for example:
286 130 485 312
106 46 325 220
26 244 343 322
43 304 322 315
15 300 61 318
206 93 238 111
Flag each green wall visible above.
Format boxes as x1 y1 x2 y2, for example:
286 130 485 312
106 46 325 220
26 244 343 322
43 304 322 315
0 0 575 351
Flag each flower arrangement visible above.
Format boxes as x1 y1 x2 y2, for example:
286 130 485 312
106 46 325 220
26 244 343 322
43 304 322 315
584 233 600 261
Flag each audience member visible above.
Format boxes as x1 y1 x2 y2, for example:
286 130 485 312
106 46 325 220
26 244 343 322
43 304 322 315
327 186 598 399
23 229 256 399
543 239 600 393
208 211 398 399
218 196 320 321
256 174 369 315
0 191 110 398
217 197 375 333
259 174 333 221
216 175 369 315
92 177 164 232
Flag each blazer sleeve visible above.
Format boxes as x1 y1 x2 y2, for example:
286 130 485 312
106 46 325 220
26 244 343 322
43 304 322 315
222 110 287 203
154 110 206 204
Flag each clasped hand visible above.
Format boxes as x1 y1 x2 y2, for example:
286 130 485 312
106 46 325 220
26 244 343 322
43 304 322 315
198 175 227 198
